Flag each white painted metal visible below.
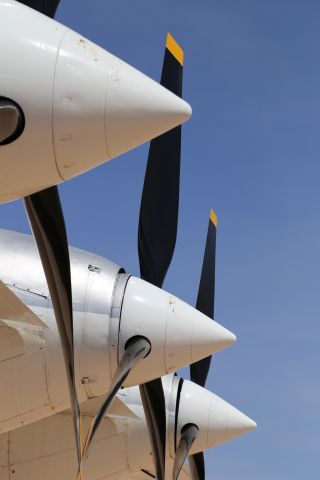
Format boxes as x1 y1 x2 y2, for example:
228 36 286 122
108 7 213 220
0 376 255 479
175 379 257 456
0 229 236 434
0 320 48 434
0 0 192 203
0 0 65 202
0 228 122 432
0 412 129 480
0 281 46 327
118 276 236 386
103 50 190 160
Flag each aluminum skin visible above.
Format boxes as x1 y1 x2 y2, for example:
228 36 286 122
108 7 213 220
0 229 235 433
0 375 256 479
0 0 191 203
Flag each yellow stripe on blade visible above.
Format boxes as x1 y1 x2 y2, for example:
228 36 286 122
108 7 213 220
210 209 218 227
166 33 184 66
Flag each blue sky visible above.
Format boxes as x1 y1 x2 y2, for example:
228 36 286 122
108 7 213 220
3 0 320 478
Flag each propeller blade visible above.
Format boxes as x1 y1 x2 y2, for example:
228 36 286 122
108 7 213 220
80 336 151 467
188 452 205 480
139 380 167 480
172 424 199 480
24 186 81 467
137 33 184 480
18 0 60 17
187 209 217 480
190 209 217 387
138 32 183 287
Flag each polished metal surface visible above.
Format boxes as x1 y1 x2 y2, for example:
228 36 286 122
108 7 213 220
0 229 127 429
0 228 122 315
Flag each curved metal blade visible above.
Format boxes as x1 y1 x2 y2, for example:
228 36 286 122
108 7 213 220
24 186 81 467
138 33 184 480
188 210 217 480
139 379 167 480
18 0 60 17
190 209 217 388
138 32 183 287
81 336 151 466
172 424 199 480
188 452 205 480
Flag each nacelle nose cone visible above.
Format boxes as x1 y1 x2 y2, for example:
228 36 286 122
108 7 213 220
106 56 192 158
54 31 192 181
191 312 236 362
209 395 257 446
118 277 235 386
177 380 256 454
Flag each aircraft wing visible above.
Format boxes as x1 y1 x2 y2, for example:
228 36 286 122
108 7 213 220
0 393 190 479
0 280 46 328
0 395 141 480
116 462 191 480
62 394 138 420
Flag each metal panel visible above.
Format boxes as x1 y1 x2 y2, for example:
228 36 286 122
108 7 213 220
2 411 128 480
0 342 49 430
0 281 46 328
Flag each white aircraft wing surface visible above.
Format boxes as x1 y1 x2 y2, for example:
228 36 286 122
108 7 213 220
0 394 151 480
0 402 128 480
0 280 46 328
116 462 191 480
0 392 190 480
61 394 138 420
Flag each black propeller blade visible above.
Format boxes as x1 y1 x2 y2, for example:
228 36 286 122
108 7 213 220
138 32 183 287
138 33 184 480
80 336 151 468
188 452 205 480
172 424 199 480
139 380 167 479
190 209 217 387
186 209 217 480
18 0 60 17
24 187 82 467
17 0 83 472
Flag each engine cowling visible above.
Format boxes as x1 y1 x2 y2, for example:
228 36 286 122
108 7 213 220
0 0 191 203
0 229 235 433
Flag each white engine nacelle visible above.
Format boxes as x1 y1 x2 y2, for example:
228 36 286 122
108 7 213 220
0 0 191 203
0 229 235 433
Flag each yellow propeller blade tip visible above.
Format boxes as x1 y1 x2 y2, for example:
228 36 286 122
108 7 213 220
166 33 184 66
210 209 218 227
